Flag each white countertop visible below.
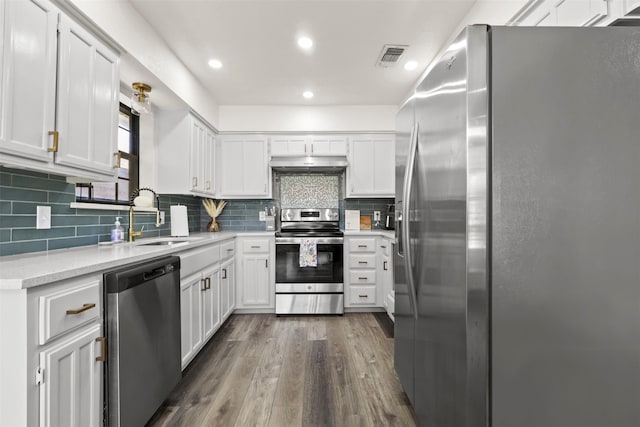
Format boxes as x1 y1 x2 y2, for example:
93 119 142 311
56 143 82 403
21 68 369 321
0 231 274 290
343 229 396 239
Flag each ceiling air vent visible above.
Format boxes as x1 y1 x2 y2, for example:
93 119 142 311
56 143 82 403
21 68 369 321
376 44 408 68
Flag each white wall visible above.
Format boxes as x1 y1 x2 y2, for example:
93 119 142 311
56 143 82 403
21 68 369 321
219 105 398 132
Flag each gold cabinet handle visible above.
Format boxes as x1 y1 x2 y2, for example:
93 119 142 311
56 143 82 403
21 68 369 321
47 131 59 153
358 294 368 298
206 277 211 290
222 268 227 279
201 278 207 291
206 180 211 191
95 337 107 362
358 245 367 248
383 260 388 271
251 245 260 248
66 303 96 315
358 277 367 280
358 261 368 264
113 151 121 168
192 177 198 188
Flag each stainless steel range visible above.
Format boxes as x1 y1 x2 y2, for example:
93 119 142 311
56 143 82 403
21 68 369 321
275 208 344 314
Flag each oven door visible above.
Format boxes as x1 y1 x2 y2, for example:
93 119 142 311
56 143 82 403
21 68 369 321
275 237 343 285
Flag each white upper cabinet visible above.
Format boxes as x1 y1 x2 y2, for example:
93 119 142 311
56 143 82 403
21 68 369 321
0 0 119 181
218 135 270 198
156 111 216 197
347 134 395 197
514 0 611 26
270 135 347 157
55 14 119 177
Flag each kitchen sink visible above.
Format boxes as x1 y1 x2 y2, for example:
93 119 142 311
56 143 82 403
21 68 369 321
135 240 190 246
134 237 202 246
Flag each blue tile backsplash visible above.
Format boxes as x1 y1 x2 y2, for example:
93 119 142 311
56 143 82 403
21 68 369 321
1 166 394 256
0 167 202 256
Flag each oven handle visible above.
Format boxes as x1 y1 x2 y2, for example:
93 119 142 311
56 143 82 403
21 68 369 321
276 237 343 245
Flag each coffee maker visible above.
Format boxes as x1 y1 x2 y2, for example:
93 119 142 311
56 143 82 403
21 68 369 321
384 204 395 230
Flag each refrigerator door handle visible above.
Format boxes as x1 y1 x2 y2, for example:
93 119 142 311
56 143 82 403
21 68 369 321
402 122 419 319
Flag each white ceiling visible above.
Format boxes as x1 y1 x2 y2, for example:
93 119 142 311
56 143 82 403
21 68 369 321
127 0 526 107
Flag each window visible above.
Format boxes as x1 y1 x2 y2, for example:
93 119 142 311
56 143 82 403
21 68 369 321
75 103 139 205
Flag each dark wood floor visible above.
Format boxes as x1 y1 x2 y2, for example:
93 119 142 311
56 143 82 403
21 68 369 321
147 313 417 427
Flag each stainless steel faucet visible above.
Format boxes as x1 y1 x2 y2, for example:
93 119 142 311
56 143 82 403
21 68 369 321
128 188 161 242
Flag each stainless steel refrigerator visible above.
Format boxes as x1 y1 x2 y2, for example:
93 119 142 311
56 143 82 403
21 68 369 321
394 25 640 427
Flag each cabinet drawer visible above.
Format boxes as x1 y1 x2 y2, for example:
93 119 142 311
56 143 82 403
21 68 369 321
220 240 235 260
349 270 376 285
349 254 376 269
349 238 376 253
39 280 101 345
242 239 270 253
349 286 377 305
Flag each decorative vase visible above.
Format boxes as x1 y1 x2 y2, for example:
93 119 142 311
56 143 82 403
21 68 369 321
207 219 220 232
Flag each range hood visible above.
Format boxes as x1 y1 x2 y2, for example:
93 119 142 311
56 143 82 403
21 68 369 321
270 156 349 172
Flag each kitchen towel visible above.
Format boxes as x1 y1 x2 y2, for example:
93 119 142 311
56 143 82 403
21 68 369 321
170 205 189 237
299 239 318 267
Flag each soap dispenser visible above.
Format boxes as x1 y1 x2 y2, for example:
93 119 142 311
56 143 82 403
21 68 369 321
111 216 124 242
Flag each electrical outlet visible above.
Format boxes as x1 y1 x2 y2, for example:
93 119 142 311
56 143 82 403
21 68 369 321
36 206 51 229
259 211 266 221
159 211 165 225
374 211 381 221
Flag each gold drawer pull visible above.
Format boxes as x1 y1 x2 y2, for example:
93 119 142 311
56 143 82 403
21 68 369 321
358 277 367 280
383 261 388 271
66 303 96 315
358 245 367 248
358 294 369 298
95 337 107 362
358 261 368 264
251 245 260 248
226 248 233 252
47 130 59 152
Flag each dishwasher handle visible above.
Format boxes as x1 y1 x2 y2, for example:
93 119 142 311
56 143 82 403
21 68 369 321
143 266 167 282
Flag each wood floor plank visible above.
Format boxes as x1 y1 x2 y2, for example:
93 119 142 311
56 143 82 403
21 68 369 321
302 340 334 427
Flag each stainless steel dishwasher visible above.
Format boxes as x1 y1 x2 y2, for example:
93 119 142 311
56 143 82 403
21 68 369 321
103 256 181 427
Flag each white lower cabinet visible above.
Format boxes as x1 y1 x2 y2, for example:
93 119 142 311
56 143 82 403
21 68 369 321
180 271 204 368
39 324 102 427
345 237 379 308
379 237 395 321
220 258 236 320
202 267 221 341
236 237 275 310
0 274 105 427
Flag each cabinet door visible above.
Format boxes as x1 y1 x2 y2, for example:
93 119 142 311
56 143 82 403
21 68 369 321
348 135 395 197
240 255 271 308
554 0 609 26
202 268 221 340
189 119 204 193
219 136 270 197
55 14 119 178
180 274 203 368
270 135 307 156
0 0 58 162
220 259 235 319
625 0 640 14
203 129 215 195
310 136 347 156
39 324 102 427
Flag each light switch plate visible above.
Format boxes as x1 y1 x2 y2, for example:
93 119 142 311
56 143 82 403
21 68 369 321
374 211 381 221
259 211 266 221
36 206 51 229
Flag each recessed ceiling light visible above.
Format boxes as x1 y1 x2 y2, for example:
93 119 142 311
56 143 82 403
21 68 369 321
297 36 313 50
404 60 418 71
208 59 223 69
302 91 314 99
